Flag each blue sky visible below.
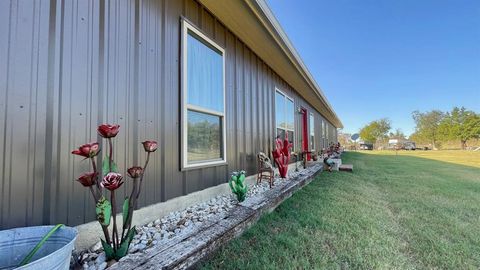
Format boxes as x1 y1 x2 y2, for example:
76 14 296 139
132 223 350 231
267 0 480 136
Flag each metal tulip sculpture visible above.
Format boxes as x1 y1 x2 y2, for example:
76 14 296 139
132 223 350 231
71 124 157 261
272 134 293 178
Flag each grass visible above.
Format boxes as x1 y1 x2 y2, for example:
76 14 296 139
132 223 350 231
201 150 480 269
369 150 480 168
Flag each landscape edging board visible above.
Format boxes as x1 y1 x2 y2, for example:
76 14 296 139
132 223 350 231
74 163 301 250
109 165 322 270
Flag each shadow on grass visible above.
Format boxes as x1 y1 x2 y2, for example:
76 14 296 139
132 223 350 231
201 152 480 270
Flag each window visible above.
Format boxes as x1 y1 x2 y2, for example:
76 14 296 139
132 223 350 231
322 119 326 148
275 89 294 149
326 124 329 145
182 20 226 169
309 113 315 150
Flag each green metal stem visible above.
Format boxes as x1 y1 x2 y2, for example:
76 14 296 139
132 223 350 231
19 224 64 266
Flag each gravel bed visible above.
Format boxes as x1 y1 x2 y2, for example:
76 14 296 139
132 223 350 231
71 164 321 270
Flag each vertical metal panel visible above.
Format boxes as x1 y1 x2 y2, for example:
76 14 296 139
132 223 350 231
214 19 228 186
243 46 252 174
251 53 259 160
235 38 245 171
53 0 103 225
0 0 337 229
162 0 183 200
262 62 270 156
139 0 163 205
0 0 51 228
268 67 275 155
256 59 262 155
225 29 237 177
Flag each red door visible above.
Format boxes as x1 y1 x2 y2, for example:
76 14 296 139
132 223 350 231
301 108 310 160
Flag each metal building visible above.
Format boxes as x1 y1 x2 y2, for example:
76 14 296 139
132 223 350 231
0 0 342 230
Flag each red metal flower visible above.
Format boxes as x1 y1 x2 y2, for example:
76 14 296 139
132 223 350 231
142 140 158 152
101 172 124 191
127 166 144 178
76 172 98 187
97 124 120 138
71 142 100 158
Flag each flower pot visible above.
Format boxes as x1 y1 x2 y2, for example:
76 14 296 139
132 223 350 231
0 226 77 270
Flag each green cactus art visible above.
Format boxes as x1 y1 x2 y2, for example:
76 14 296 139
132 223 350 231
229 171 248 202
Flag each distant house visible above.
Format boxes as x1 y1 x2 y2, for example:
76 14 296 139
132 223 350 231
0 0 342 231
388 139 403 149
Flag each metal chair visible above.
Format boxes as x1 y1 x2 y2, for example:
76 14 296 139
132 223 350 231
257 152 274 188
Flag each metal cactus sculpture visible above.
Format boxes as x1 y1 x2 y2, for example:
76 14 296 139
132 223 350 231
229 171 248 202
71 124 157 261
272 133 293 178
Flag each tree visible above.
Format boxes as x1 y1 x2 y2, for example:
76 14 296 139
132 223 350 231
389 128 406 140
359 118 391 144
438 107 480 149
412 110 444 149
337 131 350 146
408 131 429 145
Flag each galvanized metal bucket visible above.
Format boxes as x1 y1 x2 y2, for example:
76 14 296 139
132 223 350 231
0 226 77 270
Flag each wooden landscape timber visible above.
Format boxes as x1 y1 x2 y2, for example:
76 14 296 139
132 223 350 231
109 165 322 270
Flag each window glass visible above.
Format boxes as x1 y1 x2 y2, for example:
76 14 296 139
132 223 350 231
275 90 294 150
183 23 225 167
309 114 315 150
322 120 325 138
286 99 294 130
276 128 285 140
287 130 294 145
187 110 222 163
321 120 326 148
187 32 223 113
275 92 285 129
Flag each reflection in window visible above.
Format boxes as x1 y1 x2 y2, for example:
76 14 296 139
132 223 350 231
322 120 326 148
183 21 225 167
187 33 223 112
275 90 294 148
286 98 294 130
310 113 315 150
187 110 222 163
326 124 329 145
275 92 285 129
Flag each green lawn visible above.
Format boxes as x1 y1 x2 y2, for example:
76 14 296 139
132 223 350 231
201 151 480 269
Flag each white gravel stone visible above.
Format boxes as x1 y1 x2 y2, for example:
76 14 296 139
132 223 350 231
90 241 102 253
95 252 106 265
97 262 107 270
136 243 146 251
75 165 321 268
